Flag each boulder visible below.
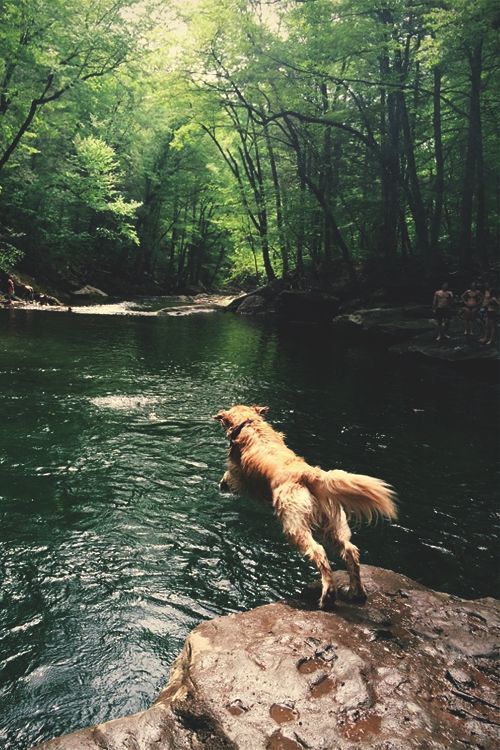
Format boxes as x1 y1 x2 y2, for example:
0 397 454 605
235 293 268 315
331 306 500 364
331 306 436 340
228 288 341 320
36 293 63 306
157 295 237 316
225 281 286 315
32 566 499 750
391 331 500 362
72 285 108 298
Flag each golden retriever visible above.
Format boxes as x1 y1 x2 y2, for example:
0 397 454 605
214 404 397 608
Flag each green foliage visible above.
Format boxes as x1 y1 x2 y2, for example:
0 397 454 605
0 242 24 273
67 136 141 244
0 0 498 291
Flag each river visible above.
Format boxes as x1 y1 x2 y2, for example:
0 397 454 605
0 299 498 749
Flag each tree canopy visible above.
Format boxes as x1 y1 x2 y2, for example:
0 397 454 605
1 0 499 291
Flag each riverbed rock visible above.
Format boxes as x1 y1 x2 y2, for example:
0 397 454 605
157 295 237 315
391 329 500 362
36 293 64 306
32 566 500 750
227 287 341 321
72 285 109 298
331 305 436 340
235 293 268 315
225 281 286 315
332 306 500 363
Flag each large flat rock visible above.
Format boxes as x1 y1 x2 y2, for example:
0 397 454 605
331 306 436 339
391 331 500 361
32 566 500 750
72 286 108 298
332 306 500 362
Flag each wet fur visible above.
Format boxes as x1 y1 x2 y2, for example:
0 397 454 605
214 404 397 608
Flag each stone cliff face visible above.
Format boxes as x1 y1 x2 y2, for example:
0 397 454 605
33 566 499 750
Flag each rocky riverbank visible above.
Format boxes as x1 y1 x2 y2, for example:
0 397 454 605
3 271 498 364
331 306 500 363
31 566 499 750
227 288 499 364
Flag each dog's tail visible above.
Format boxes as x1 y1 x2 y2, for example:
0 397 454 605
311 469 397 523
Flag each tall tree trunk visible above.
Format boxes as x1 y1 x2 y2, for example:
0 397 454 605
264 123 289 276
378 55 400 258
249 123 275 282
391 43 429 257
398 90 430 255
203 123 275 282
459 41 483 269
431 66 444 252
319 83 334 264
303 172 357 283
283 113 356 283
475 71 487 267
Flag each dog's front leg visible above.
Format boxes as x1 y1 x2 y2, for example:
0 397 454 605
219 461 245 494
219 471 233 492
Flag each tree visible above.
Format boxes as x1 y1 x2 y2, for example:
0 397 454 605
1 0 498 292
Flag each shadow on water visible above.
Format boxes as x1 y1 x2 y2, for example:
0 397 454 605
0 306 498 749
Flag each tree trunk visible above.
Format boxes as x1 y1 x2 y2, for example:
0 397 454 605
264 122 289 276
431 66 444 252
378 55 400 258
459 41 483 269
398 89 430 255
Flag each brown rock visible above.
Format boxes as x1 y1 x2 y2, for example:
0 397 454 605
331 306 436 339
72 285 108 298
31 566 500 750
235 293 268 315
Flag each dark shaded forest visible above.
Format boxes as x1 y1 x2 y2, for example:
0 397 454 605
1 0 499 296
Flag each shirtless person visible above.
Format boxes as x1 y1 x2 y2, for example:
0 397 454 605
6 276 15 303
461 282 482 336
432 282 453 342
479 286 500 346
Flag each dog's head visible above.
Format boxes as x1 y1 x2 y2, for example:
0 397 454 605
213 404 269 432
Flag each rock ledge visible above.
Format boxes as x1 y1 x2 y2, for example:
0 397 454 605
33 567 499 750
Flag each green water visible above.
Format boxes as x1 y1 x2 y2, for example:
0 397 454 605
0 302 498 749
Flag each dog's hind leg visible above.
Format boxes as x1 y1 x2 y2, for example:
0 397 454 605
332 509 367 603
274 483 336 609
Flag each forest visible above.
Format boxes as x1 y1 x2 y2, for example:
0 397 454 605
0 0 499 296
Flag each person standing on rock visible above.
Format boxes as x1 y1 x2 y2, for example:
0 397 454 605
432 282 454 342
461 282 482 336
479 286 499 346
6 276 15 303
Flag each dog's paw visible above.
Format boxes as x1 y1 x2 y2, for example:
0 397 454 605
337 585 367 605
319 588 337 611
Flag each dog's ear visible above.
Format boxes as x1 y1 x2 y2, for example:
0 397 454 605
213 410 227 421
253 405 269 416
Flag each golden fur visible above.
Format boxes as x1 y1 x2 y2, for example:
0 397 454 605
214 404 397 607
